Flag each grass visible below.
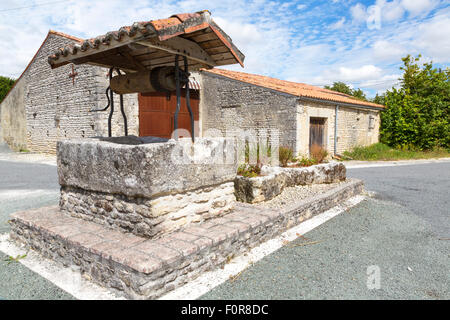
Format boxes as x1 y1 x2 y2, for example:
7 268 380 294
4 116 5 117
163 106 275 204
279 146 294 167
342 143 450 161
237 163 261 178
3 254 27 265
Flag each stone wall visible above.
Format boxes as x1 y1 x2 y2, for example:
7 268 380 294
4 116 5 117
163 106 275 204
0 79 27 151
57 137 238 238
296 100 380 156
57 137 238 197
60 182 235 239
199 72 380 158
199 71 298 151
0 32 139 154
336 106 380 154
24 33 139 154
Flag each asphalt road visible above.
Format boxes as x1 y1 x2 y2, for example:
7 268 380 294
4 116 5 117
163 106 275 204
0 152 72 300
347 163 450 238
0 150 448 299
200 162 450 299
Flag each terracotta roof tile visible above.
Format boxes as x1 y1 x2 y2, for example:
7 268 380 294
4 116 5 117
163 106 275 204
202 68 385 109
48 10 244 69
48 30 83 43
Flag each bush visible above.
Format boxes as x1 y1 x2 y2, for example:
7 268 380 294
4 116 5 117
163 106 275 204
343 143 391 160
237 163 261 178
309 144 328 163
297 157 318 167
0 76 16 103
380 54 449 150
278 146 294 167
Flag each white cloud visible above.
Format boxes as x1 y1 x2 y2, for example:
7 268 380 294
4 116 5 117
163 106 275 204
330 17 346 30
415 14 450 63
359 74 401 90
352 0 440 25
328 65 384 82
351 3 367 22
351 0 405 25
0 0 448 98
377 0 405 22
401 0 439 16
372 40 406 61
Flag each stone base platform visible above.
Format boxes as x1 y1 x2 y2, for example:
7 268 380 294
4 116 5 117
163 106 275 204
9 179 364 299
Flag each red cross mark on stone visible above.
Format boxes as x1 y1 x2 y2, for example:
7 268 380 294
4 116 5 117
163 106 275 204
68 64 78 85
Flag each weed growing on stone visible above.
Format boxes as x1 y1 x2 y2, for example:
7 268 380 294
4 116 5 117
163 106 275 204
237 164 261 178
4 254 27 265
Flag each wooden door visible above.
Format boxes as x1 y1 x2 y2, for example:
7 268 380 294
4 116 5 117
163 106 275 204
138 89 199 138
309 118 325 151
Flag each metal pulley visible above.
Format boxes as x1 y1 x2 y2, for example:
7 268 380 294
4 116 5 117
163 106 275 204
109 66 188 94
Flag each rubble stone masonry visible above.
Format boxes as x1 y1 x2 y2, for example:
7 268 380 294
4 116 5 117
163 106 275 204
57 137 238 238
0 32 138 153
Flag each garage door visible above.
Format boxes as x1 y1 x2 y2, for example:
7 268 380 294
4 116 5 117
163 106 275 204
138 89 199 139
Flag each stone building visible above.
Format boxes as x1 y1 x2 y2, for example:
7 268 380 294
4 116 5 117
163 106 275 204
0 30 139 154
199 68 383 157
0 31 384 156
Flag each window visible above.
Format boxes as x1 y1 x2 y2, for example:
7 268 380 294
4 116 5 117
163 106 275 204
369 115 375 129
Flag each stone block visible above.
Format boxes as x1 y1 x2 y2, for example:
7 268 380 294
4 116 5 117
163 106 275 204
57 137 238 198
57 137 238 239
234 162 346 203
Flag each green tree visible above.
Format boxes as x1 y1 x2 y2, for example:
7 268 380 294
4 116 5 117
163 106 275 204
351 88 368 101
324 81 367 101
324 81 353 95
372 93 385 105
0 76 16 103
380 54 449 150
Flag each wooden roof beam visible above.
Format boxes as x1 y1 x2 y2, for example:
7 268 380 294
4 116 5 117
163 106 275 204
119 51 147 71
136 36 215 67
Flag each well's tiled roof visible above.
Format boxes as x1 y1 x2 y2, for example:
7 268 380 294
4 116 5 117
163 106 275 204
203 68 385 109
48 10 244 70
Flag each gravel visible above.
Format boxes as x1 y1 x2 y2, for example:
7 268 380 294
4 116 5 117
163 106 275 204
253 180 349 209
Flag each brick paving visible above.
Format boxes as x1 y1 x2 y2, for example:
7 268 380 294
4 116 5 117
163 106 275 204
9 179 363 299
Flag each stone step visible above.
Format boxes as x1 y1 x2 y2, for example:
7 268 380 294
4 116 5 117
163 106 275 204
9 179 363 299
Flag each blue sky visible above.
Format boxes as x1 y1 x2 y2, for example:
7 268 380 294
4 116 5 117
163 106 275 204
0 0 449 98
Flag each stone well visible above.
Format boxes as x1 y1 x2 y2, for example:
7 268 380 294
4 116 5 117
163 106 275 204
57 136 238 238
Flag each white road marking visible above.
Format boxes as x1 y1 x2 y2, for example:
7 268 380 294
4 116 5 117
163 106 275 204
0 195 365 300
0 153 56 166
159 195 366 300
345 158 450 169
0 189 57 201
0 234 125 300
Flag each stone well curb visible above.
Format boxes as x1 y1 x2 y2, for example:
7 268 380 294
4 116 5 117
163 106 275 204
9 178 364 299
235 162 346 203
